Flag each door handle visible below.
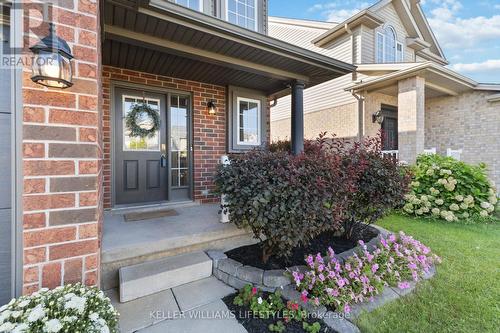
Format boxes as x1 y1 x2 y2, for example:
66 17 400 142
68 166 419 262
160 155 167 168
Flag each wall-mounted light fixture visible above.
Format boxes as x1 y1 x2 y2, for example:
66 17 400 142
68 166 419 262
372 110 384 124
207 100 217 115
30 23 73 89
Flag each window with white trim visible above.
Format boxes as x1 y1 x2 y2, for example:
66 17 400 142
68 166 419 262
227 0 257 31
175 0 202 11
237 97 261 145
376 26 404 63
396 42 404 62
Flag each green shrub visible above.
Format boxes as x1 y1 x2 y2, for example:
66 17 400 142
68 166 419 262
0 284 119 332
403 154 497 221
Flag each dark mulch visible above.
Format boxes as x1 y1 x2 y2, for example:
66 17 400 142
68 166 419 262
226 228 378 270
223 293 336 333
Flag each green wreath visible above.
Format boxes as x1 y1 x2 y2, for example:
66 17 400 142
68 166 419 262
125 103 160 138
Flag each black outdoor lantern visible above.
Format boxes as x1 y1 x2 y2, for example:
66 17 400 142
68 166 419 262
207 100 217 115
372 110 385 124
30 23 73 89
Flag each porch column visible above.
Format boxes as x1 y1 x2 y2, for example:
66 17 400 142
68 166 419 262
398 76 425 163
291 81 305 155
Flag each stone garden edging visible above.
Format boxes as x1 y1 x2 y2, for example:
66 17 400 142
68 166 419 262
206 225 437 333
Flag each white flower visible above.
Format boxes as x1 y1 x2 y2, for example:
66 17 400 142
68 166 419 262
462 212 470 219
435 199 444 206
489 196 498 205
27 304 45 322
64 296 86 314
257 297 263 305
17 300 30 308
0 305 8 313
426 169 434 176
480 202 491 209
89 313 99 322
480 210 489 217
0 322 15 332
45 319 63 333
12 323 29 333
449 204 460 211
11 311 22 319
455 195 464 202
0 310 12 323
431 208 440 215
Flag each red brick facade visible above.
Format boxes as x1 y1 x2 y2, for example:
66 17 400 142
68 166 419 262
21 0 102 294
102 66 226 207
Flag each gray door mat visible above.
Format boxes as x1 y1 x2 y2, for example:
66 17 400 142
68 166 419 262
123 209 178 222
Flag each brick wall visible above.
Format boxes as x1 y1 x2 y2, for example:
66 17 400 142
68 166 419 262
22 0 101 294
425 91 500 188
102 66 227 207
271 102 359 141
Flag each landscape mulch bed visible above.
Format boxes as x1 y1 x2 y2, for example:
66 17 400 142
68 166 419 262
223 293 335 333
226 228 378 270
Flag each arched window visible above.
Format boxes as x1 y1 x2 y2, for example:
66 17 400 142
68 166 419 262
376 26 404 63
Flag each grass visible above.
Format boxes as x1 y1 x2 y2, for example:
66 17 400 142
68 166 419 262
356 214 500 333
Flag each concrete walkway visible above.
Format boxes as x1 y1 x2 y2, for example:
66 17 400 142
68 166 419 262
108 276 245 333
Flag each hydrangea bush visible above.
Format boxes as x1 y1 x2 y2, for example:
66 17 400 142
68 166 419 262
403 154 497 222
0 284 119 333
291 232 441 313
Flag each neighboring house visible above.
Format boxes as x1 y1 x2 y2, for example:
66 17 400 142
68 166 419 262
0 0 354 304
270 0 500 188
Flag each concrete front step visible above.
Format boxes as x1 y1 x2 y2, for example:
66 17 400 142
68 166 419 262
119 251 212 303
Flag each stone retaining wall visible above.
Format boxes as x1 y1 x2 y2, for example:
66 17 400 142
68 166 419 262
208 226 383 292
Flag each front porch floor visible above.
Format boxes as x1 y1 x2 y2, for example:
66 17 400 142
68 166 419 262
101 203 256 290
102 204 252 264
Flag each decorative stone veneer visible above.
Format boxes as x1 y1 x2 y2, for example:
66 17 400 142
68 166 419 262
22 0 102 294
271 102 359 141
425 91 500 189
102 66 227 207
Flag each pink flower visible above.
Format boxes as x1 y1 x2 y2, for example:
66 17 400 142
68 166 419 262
318 264 325 272
251 287 257 295
398 281 411 289
337 278 346 288
343 304 351 313
318 273 325 282
300 292 308 304
371 264 379 273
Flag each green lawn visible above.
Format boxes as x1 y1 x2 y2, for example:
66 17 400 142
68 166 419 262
356 214 500 333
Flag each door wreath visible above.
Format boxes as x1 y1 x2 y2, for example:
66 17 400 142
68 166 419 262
125 103 160 138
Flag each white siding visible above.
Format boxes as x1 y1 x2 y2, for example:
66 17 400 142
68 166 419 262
271 74 356 121
361 3 414 64
268 20 353 62
361 25 375 63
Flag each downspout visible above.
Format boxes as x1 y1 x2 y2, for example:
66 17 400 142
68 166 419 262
351 90 365 142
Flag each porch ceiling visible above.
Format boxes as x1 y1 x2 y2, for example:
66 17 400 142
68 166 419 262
102 0 355 97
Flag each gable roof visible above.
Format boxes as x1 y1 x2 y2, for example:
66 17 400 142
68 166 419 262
311 0 447 63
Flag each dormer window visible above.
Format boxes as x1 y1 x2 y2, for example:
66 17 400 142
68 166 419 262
376 26 404 63
175 0 202 12
227 0 257 31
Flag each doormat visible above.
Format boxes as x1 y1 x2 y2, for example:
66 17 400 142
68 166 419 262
123 209 178 222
